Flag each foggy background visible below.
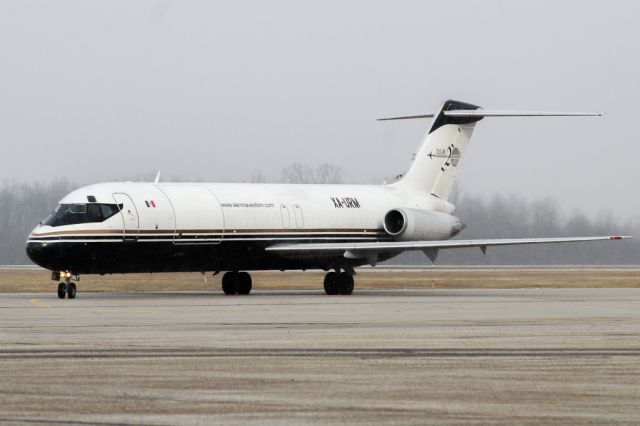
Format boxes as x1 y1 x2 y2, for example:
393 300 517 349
1 1 638 264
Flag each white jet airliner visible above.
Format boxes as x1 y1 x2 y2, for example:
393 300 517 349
26 100 630 299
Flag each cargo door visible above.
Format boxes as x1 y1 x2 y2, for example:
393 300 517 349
113 193 139 241
158 185 224 244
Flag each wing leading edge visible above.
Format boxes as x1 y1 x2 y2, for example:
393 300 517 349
265 236 632 260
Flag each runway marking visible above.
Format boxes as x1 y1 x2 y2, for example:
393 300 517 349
1 347 639 360
29 299 50 309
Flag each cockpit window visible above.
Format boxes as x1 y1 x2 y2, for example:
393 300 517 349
43 203 122 227
69 204 86 214
100 204 118 219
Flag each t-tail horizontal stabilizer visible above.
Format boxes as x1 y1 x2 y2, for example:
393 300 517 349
378 110 604 121
379 100 604 202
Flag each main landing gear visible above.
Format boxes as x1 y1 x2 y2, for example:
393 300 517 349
221 271 253 295
219 270 354 296
323 271 354 295
53 271 78 299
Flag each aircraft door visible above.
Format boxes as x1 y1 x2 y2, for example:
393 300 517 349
158 185 224 244
280 204 290 228
293 205 304 229
113 193 139 241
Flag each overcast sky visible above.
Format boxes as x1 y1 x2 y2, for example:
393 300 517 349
1 1 638 218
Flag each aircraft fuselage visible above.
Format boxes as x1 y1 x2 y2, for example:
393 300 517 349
26 181 458 274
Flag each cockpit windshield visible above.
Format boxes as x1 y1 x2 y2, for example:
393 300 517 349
43 203 122 227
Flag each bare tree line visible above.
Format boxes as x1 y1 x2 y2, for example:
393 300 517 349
1 166 637 265
0 179 77 265
251 163 344 184
398 192 638 265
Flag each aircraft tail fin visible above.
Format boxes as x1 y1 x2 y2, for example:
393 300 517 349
383 100 602 200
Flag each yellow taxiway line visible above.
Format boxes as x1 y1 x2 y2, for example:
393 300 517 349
29 299 50 308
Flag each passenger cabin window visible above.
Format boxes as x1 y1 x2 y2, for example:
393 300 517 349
43 203 122 227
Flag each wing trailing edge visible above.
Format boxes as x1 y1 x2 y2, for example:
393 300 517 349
265 236 632 259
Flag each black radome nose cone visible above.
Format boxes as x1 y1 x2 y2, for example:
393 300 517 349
26 242 59 270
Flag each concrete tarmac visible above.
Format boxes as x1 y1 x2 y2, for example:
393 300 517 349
1 289 639 425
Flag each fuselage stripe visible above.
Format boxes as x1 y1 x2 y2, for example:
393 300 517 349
28 236 388 244
28 232 384 238
30 228 384 237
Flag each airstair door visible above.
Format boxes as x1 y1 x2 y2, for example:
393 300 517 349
113 193 139 241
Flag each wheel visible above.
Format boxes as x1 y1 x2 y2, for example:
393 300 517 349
221 272 238 295
67 283 77 299
337 273 354 295
57 282 66 299
323 272 338 295
237 272 252 295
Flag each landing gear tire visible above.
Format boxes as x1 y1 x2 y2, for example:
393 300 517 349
67 283 77 299
336 273 354 295
237 272 252 295
222 272 238 295
323 272 339 295
57 283 66 299
324 272 354 295
222 272 253 295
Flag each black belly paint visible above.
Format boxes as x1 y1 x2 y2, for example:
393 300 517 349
25 239 396 275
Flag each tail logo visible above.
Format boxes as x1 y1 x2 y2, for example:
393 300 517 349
428 144 461 171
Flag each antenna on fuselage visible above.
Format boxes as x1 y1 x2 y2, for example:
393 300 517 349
154 171 161 184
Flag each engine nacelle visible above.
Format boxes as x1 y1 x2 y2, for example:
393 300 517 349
383 208 464 241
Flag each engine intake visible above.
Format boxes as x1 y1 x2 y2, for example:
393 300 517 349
383 208 464 241
383 209 407 235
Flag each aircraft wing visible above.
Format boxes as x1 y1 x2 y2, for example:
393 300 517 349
265 236 631 261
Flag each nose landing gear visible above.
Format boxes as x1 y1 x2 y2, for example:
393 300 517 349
53 271 78 299
57 283 66 299
67 283 77 299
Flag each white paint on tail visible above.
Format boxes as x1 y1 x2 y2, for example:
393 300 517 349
390 100 481 200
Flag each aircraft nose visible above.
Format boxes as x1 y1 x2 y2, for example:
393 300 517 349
25 241 60 270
